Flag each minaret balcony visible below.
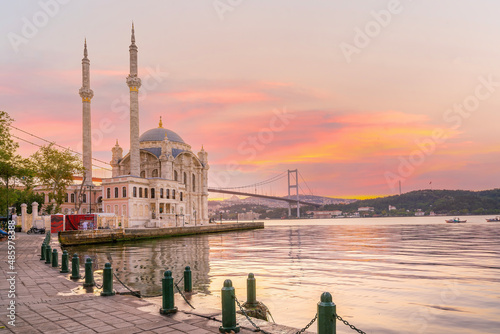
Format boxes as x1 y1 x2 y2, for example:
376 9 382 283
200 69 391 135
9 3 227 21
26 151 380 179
79 87 94 101
126 75 142 90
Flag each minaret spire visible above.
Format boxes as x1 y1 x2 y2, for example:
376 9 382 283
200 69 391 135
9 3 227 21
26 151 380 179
131 22 135 44
79 39 94 185
126 23 142 176
83 38 88 58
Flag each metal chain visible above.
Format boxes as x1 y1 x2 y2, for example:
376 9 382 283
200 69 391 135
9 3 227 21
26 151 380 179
234 295 317 334
113 272 141 297
234 295 273 334
294 313 317 334
335 313 366 334
174 282 195 309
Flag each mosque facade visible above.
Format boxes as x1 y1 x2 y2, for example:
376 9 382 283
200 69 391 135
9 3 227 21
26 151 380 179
69 25 210 227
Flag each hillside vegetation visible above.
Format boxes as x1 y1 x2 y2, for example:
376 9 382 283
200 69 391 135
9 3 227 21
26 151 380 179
322 189 500 216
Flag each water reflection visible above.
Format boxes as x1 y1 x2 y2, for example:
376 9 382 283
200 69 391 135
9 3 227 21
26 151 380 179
65 218 500 333
65 235 211 296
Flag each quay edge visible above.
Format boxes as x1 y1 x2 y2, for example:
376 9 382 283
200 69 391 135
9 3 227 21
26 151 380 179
58 221 264 246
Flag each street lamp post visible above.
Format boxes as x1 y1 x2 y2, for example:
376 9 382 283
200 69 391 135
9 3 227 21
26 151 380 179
88 184 92 214
74 190 78 213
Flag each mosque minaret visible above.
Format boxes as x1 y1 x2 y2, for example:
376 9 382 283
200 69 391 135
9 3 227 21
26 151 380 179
126 23 142 177
37 25 210 225
79 39 94 185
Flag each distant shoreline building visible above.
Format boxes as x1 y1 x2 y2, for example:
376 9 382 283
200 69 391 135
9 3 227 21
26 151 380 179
307 210 343 219
358 207 374 212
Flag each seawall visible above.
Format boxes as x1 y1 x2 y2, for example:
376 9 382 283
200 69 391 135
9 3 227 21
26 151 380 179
58 221 264 246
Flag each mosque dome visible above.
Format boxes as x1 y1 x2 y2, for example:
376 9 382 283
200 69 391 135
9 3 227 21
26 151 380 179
140 117 185 144
139 127 185 144
139 116 185 144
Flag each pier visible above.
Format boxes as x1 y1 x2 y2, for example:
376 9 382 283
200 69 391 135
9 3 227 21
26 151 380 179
58 222 264 246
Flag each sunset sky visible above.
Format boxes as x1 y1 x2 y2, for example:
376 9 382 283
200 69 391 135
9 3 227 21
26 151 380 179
2 1 500 199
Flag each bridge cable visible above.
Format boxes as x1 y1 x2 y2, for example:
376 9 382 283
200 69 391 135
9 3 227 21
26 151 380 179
213 171 287 190
298 171 314 196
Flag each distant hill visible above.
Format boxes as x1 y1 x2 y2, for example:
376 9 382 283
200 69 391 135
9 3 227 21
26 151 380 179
323 189 500 215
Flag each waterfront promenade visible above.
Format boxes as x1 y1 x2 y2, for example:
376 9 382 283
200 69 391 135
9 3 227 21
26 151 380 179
0 234 295 334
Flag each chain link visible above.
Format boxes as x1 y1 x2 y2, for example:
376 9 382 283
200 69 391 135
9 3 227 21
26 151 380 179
174 282 196 309
113 272 141 297
234 295 273 334
234 295 317 334
335 313 367 334
294 313 317 334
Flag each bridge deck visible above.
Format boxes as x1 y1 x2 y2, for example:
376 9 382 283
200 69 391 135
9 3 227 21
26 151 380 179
208 188 321 207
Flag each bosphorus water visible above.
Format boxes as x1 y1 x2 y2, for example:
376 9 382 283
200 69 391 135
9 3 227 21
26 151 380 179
66 216 500 333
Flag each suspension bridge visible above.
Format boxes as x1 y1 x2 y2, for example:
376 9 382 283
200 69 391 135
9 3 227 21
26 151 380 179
208 169 321 218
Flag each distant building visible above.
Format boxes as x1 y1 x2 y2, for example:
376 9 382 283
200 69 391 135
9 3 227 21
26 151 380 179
358 207 374 212
415 209 425 216
308 210 343 219
388 205 396 211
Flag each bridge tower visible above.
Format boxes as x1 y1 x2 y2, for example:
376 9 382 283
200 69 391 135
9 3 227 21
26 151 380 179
288 169 299 218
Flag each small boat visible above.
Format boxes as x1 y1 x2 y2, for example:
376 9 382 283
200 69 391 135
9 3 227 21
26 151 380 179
445 217 467 223
486 216 500 222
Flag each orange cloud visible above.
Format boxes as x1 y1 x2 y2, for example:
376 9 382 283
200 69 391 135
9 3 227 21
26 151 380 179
334 110 429 125
167 89 273 104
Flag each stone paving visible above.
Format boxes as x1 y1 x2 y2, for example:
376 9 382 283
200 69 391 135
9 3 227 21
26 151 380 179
0 233 266 334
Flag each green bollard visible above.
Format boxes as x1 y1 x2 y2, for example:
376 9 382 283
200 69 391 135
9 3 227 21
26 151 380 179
70 254 81 279
101 263 115 296
317 292 336 334
219 279 240 333
45 244 52 264
159 270 177 314
184 266 192 293
83 258 94 287
40 243 46 261
246 273 257 307
60 250 69 273
51 249 58 268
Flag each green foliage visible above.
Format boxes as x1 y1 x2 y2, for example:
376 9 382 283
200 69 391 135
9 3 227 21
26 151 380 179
0 111 36 216
30 144 84 214
323 189 500 215
0 111 18 162
12 189 44 214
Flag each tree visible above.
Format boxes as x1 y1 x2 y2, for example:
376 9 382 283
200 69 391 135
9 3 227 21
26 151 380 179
30 144 85 214
0 111 18 162
0 111 34 216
